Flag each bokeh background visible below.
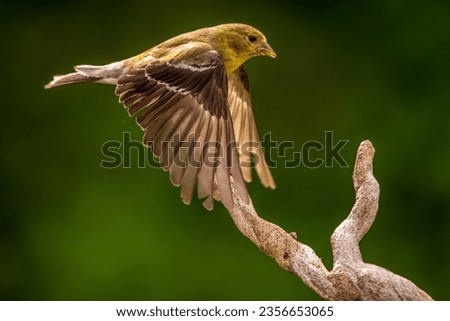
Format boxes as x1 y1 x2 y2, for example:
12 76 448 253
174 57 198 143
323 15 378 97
1 0 449 300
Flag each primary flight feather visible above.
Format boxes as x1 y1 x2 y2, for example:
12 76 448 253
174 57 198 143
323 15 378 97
45 23 276 210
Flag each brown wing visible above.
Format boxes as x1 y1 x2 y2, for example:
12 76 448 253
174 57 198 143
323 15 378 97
228 65 276 189
115 49 248 210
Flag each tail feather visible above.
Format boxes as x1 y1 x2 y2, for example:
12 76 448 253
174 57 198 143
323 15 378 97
44 72 100 89
45 62 124 89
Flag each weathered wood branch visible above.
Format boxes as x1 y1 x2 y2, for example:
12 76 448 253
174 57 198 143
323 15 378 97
224 140 432 300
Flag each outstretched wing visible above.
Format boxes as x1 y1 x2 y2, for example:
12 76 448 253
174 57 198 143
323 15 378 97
228 65 276 189
115 48 248 210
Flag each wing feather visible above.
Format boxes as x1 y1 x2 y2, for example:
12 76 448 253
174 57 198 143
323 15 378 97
115 46 248 210
227 65 276 189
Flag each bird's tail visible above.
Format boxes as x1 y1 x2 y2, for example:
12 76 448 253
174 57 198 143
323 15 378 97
44 71 100 89
45 63 124 89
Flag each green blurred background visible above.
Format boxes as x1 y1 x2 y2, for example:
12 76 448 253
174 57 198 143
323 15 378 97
1 0 449 300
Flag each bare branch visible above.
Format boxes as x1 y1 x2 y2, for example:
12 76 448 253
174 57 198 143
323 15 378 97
224 140 432 300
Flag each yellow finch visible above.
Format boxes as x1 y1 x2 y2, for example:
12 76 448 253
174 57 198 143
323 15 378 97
45 23 276 210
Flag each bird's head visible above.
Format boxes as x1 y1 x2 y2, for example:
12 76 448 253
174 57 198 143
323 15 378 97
212 23 276 74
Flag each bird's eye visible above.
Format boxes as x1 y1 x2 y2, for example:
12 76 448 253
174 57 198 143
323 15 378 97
248 35 257 42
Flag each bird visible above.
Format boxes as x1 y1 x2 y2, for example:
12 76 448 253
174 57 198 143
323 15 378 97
45 23 276 211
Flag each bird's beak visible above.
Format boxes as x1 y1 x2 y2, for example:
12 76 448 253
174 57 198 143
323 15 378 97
259 42 277 58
